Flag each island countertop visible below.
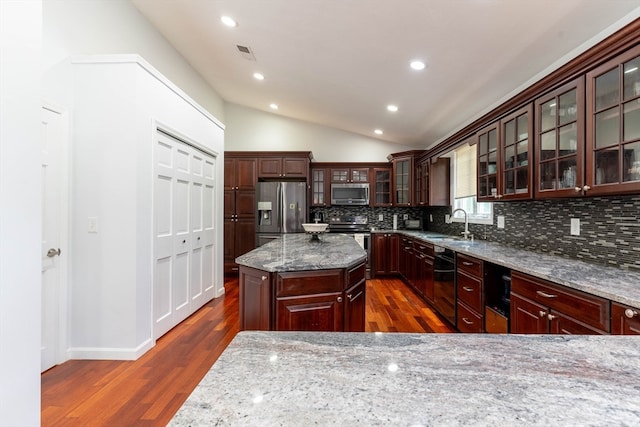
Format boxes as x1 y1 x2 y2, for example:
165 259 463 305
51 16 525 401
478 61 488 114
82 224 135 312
235 233 366 272
170 331 640 426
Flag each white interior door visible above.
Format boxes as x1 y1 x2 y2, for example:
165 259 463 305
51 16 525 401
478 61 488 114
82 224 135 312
153 130 217 339
41 106 68 372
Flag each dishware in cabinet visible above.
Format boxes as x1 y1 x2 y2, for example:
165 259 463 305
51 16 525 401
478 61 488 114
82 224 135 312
585 44 640 196
477 104 534 201
534 77 585 198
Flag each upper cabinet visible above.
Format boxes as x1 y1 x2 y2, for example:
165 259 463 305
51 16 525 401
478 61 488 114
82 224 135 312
585 44 640 196
534 77 585 198
372 167 392 207
257 152 311 179
477 104 533 201
390 154 414 206
330 167 370 183
310 167 329 206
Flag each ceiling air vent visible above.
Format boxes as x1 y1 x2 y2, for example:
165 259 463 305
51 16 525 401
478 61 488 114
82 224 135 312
236 44 256 61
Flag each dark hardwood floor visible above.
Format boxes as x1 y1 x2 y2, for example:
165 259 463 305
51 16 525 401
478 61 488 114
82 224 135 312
41 276 455 426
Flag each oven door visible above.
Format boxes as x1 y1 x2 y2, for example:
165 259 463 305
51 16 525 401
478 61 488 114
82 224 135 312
433 249 456 325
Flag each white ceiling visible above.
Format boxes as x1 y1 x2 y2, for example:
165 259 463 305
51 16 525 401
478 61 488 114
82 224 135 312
131 0 640 149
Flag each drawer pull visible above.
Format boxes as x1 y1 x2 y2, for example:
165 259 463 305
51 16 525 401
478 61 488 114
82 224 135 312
462 318 473 325
348 291 363 302
536 290 557 298
462 261 474 266
463 286 474 292
625 309 638 319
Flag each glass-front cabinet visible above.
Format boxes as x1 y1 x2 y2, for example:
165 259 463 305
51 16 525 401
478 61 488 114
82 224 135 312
586 44 640 195
534 77 585 198
477 105 533 201
372 167 392 207
392 156 413 206
330 167 369 183
311 167 329 206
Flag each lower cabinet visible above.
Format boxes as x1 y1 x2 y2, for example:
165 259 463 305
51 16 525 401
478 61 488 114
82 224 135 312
456 253 485 333
510 271 610 334
372 233 399 276
239 262 366 332
612 302 640 335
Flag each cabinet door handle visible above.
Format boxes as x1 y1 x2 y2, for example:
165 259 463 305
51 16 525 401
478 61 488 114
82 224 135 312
574 187 582 193
536 290 557 298
463 286 474 292
539 310 547 318
547 314 556 321
337 296 343 303
348 291 363 302
261 275 267 281
462 261 474 266
625 309 638 318
462 318 473 325
582 185 591 192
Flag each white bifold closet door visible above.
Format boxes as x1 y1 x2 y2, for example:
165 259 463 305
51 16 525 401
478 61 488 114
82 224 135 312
154 130 216 339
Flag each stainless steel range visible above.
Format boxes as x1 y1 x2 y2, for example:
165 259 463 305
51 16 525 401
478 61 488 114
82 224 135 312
328 215 371 279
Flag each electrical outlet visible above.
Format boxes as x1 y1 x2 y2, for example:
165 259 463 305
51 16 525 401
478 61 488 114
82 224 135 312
497 216 505 229
570 218 580 236
445 214 450 223
403 214 408 220
378 214 383 221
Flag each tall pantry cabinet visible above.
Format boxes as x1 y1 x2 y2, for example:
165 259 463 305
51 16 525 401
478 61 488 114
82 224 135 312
65 56 225 360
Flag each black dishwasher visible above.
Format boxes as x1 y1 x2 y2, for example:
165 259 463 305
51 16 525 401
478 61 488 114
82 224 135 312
433 246 456 326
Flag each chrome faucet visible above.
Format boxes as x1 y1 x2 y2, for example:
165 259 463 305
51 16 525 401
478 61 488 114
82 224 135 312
451 208 472 240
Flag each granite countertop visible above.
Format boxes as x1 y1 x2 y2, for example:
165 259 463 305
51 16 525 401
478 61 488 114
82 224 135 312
235 233 366 272
373 229 640 310
170 331 640 426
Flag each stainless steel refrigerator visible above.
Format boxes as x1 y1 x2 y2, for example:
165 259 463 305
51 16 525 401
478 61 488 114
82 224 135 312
256 181 307 246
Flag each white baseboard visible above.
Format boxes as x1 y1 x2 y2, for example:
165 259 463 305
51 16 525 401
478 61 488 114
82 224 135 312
67 338 154 361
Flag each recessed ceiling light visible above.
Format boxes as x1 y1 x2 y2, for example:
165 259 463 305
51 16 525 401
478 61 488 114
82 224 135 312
220 16 237 27
410 60 426 71
270 103 279 110
253 72 265 81
374 129 383 135
387 105 398 112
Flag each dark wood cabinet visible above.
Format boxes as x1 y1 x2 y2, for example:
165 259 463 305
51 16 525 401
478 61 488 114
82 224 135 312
428 157 451 206
477 104 534 201
391 155 414 206
612 302 640 335
224 155 257 274
413 241 434 302
510 271 610 334
534 77 585 198
344 263 367 332
585 44 640 196
310 167 329 206
257 153 311 179
330 167 370 183
398 236 413 284
372 167 392 207
239 267 271 330
240 262 366 332
456 253 485 333
372 233 399 276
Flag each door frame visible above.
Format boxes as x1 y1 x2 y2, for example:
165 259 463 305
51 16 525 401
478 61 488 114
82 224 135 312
42 102 70 369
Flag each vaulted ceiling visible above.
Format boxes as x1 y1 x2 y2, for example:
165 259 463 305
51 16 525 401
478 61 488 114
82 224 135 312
132 0 640 148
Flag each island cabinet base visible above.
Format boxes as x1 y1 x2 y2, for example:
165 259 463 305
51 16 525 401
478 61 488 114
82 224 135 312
239 262 366 332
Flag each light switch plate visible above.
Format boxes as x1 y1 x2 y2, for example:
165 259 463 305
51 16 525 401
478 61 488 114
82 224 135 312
570 218 580 236
445 214 450 223
88 217 98 233
429 214 433 222
497 216 505 229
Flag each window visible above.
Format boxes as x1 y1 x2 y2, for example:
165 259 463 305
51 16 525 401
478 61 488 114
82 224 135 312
452 142 493 225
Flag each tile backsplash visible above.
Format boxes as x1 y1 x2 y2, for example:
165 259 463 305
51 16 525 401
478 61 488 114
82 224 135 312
426 196 640 271
312 196 640 271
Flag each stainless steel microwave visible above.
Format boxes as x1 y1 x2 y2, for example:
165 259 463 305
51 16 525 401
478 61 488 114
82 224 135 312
331 183 370 205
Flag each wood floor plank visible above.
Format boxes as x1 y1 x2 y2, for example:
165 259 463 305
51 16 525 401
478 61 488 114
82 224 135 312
42 275 454 426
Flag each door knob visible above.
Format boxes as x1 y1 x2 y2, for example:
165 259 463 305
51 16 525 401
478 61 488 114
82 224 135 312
47 248 61 258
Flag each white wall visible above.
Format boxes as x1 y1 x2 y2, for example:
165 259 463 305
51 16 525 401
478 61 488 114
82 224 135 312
43 0 225 121
0 1 42 425
224 103 414 162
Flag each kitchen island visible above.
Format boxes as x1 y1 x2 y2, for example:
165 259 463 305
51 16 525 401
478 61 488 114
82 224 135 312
235 233 367 332
170 331 640 426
